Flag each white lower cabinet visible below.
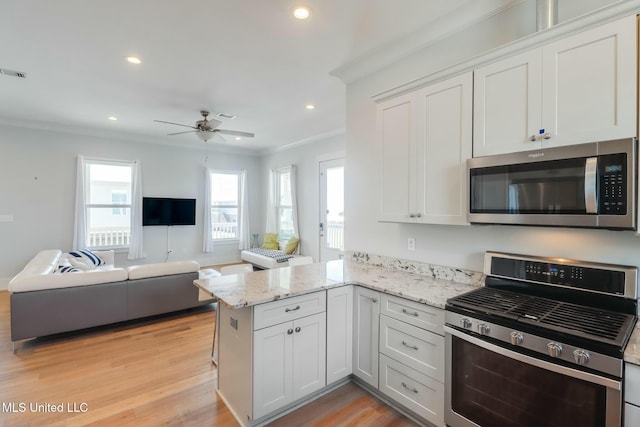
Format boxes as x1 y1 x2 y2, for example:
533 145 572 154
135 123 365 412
253 311 326 420
353 286 380 388
625 363 640 427
379 354 445 425
378 294 445 426
327 285 353 384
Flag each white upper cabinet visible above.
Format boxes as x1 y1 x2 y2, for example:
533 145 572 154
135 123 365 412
416 72 472 225
474 15 637 157
378 72 472 225
378 92 418 222
473 50 543 157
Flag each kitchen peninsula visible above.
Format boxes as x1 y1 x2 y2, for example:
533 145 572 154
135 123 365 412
194 259 480 427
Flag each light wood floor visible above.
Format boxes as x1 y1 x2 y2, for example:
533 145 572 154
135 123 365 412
0 291 418 427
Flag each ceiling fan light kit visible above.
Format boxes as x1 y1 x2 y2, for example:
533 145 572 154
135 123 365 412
154 110 254 143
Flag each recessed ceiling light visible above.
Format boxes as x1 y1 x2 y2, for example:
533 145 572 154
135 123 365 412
107 116 118 121
305 104 315 110
293 6 311 20
235 137 242 141
125 56 142 65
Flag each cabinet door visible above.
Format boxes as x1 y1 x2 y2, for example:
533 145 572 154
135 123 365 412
417 72 472 225
541 15 636 148
473 49 542 157
353 287 380 388
327 286 353 384
377 92 418 222
253 321 294 419
292 312 327 400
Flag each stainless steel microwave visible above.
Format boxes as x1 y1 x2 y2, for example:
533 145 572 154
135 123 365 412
467 138 637 230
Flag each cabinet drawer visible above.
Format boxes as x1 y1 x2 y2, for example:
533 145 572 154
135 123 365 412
625 403 640 427
380 294 444 335
379 315 444 382
253 291 326 330
379 354 444 427
625 363 640 406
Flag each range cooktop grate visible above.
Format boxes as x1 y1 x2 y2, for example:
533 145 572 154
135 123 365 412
449 287 634 347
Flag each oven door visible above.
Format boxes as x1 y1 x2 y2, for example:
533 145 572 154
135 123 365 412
444 326 622 427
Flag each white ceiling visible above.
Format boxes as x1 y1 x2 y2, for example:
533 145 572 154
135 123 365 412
0 0 512 153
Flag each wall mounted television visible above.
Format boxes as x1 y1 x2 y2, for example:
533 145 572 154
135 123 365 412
142 197 196 226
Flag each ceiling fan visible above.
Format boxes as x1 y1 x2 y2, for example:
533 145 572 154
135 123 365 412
154 110 255 142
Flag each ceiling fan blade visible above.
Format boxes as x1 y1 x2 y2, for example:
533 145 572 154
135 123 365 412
215 129 255 138
167 130 197 136
154 119 197 129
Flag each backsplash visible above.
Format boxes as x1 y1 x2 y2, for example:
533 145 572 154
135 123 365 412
347 251 484 286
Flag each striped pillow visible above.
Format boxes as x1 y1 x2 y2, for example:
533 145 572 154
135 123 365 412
68 249 105 267
58 265 80 273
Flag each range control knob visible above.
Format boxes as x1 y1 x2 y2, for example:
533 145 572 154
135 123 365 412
477 323 491 335
510 331 524 346
460 318 472 329
573 349 590 365
547 342 563 358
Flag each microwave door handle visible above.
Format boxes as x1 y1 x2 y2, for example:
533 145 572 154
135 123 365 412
585 157 598 214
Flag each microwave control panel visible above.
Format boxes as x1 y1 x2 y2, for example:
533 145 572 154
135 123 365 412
598 153 626 215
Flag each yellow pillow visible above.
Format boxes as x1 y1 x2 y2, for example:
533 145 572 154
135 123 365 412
284 237 299 254
262 233 279 250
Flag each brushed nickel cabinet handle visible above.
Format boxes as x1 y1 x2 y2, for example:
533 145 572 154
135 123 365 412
402 308 419 317
401 340 419 350
402 382 418 393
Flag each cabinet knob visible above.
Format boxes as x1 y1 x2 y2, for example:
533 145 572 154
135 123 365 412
415 213 421 218
287 329 293 335
529 134 537 142
295 327 301 333
543 132 552 140
409 213 415 218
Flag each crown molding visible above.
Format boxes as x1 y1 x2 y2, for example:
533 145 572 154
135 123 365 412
330 0 523 85
369 0 640 102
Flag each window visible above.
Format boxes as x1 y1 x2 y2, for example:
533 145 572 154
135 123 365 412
210 170 240 240
85 159 133 248
275 168 294 240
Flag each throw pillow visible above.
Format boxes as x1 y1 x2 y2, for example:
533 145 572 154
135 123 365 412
262 233 279 250
68 249 105 267
284 236 299 254
68 257 95 271
58 265 80 273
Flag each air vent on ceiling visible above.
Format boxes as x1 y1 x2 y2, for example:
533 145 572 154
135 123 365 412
216 112 236 119
0 68 27 79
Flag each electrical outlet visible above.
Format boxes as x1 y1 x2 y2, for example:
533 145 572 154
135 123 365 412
408 237 415 251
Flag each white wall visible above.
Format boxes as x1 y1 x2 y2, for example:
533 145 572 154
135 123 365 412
344 0 640 273
0 123 262 287
261 134 345 262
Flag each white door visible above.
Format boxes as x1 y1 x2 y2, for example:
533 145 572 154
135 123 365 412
319 157 344 261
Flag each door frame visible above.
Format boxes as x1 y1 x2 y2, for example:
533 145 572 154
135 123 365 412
318 151 345 262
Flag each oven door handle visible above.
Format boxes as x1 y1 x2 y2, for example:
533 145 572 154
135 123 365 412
444 326 621 390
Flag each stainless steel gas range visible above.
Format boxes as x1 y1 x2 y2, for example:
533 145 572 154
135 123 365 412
444 252 638 427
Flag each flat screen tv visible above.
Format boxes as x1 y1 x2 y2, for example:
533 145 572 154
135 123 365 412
143 197 196 226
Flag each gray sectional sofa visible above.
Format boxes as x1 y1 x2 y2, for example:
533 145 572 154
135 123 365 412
9 249 214 346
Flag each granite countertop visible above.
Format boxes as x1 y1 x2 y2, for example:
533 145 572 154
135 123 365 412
194 259 480 310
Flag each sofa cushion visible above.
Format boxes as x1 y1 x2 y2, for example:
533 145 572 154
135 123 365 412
9 267 128 292
262 233 279 250
127 260 200 280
